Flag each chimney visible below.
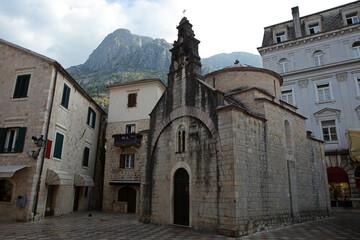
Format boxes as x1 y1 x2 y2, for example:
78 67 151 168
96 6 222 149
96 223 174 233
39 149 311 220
292 6 302 38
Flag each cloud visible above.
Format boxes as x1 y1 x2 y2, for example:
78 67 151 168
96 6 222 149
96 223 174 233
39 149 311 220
0 0 354 67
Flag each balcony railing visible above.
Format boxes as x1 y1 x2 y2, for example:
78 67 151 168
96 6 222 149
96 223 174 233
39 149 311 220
112 133 142 147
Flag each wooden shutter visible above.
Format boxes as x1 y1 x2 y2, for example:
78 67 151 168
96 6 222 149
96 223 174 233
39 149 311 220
13 74 30 98
92 111 96 128
0 128 6 153
120 154 125 168
83 147 89 167
45 140 53 158
15 127 27 153
128 93 137 107
61 84 70 109
87 107 91 125
53 133 64 159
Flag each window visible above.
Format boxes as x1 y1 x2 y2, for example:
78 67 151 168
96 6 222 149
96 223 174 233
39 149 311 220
278 58 289 73
321 120 338 142
13 74 30 99
309 23 320 34
0 180 13 202
120 153 134 169
177 126 186 153
316 83 332 102
346 12 359 25
83 147 89 167
128 93 137 107
87 107 96 128
126 124 135 134
53 132 64 159
355 75 360 97
353 42 360 59
61 83 71 109
276 32 286 43
0 127 26 153
313 51 325 67
281 89 294 105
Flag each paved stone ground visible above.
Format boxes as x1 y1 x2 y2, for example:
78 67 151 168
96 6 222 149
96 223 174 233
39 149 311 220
0 209 359 239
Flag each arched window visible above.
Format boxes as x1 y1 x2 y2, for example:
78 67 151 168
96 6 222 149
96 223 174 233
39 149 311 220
313 50 325 67
0 180 13 202
177 126 186 153
284 120 292 151
352 42 360 59
278 58 289 73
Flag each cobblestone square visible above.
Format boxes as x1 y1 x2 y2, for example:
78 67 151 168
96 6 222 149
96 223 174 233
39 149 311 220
0 209 359 239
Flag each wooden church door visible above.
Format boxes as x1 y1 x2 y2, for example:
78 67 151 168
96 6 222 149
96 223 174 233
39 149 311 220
174 168 189 226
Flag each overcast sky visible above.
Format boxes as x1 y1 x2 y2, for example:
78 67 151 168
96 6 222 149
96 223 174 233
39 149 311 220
0 0 354 68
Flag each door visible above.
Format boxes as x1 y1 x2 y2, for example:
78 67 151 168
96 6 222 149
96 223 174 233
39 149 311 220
174 168 189 226
45 185 55 217
118 187 136 213
73 187 80 211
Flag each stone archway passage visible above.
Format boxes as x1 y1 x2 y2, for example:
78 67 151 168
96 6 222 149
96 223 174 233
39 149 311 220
327 167 352 208
118 187 136 213
174 168 189 226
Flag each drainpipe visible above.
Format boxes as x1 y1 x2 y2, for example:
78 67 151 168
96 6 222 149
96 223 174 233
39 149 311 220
32 68 58 220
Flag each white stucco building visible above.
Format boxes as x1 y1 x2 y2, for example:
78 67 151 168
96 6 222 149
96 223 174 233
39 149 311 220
258 1 360 208
103 79 165 213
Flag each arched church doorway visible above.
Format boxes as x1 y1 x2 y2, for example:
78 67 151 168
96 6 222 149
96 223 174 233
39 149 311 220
327 167 352 208
118 187 136 213
174 168 189 226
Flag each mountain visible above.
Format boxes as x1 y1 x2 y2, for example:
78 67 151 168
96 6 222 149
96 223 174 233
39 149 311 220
67 29 262 109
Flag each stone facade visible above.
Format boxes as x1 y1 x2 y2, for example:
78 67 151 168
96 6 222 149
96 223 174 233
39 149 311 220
140 17 330 237
258 1 360 208
0 39 106 221
103 79 165 214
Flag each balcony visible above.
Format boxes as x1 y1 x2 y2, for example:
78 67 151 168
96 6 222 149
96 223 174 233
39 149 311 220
112 133 142 147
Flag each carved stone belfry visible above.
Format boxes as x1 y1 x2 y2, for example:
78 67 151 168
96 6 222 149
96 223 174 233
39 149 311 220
169 17 201 78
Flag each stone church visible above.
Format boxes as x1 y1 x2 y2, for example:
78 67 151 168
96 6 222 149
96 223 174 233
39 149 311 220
140 17 330 236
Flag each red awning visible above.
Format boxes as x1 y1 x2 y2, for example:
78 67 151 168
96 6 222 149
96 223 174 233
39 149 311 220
327 167 349 182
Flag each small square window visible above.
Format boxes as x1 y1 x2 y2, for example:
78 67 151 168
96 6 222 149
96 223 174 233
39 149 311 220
316 83 331 102
281 89 294 105
321 120 338 142
126 124 135 134
13 74 30 99
276 32 286 43
0 127 26 153
309 23 320 34
128 93 137 108
346 12 359 25
61 84 71 109
120 153 134 169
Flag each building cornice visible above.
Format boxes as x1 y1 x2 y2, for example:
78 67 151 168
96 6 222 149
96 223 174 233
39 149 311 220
258 23 360 54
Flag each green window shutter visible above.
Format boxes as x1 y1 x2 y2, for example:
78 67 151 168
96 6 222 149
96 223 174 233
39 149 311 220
61 84 70 109
0 128 6 153
15 127 27 153
87 107 91 125
92 111 96 128
83 147 89 167
53 133 64 159
13 74 30 98
120 154 125 168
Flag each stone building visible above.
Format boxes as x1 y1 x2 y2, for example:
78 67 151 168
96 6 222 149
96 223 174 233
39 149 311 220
258 1 360 208
0 38 106 221
140 17 330 236
103 79 165 213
